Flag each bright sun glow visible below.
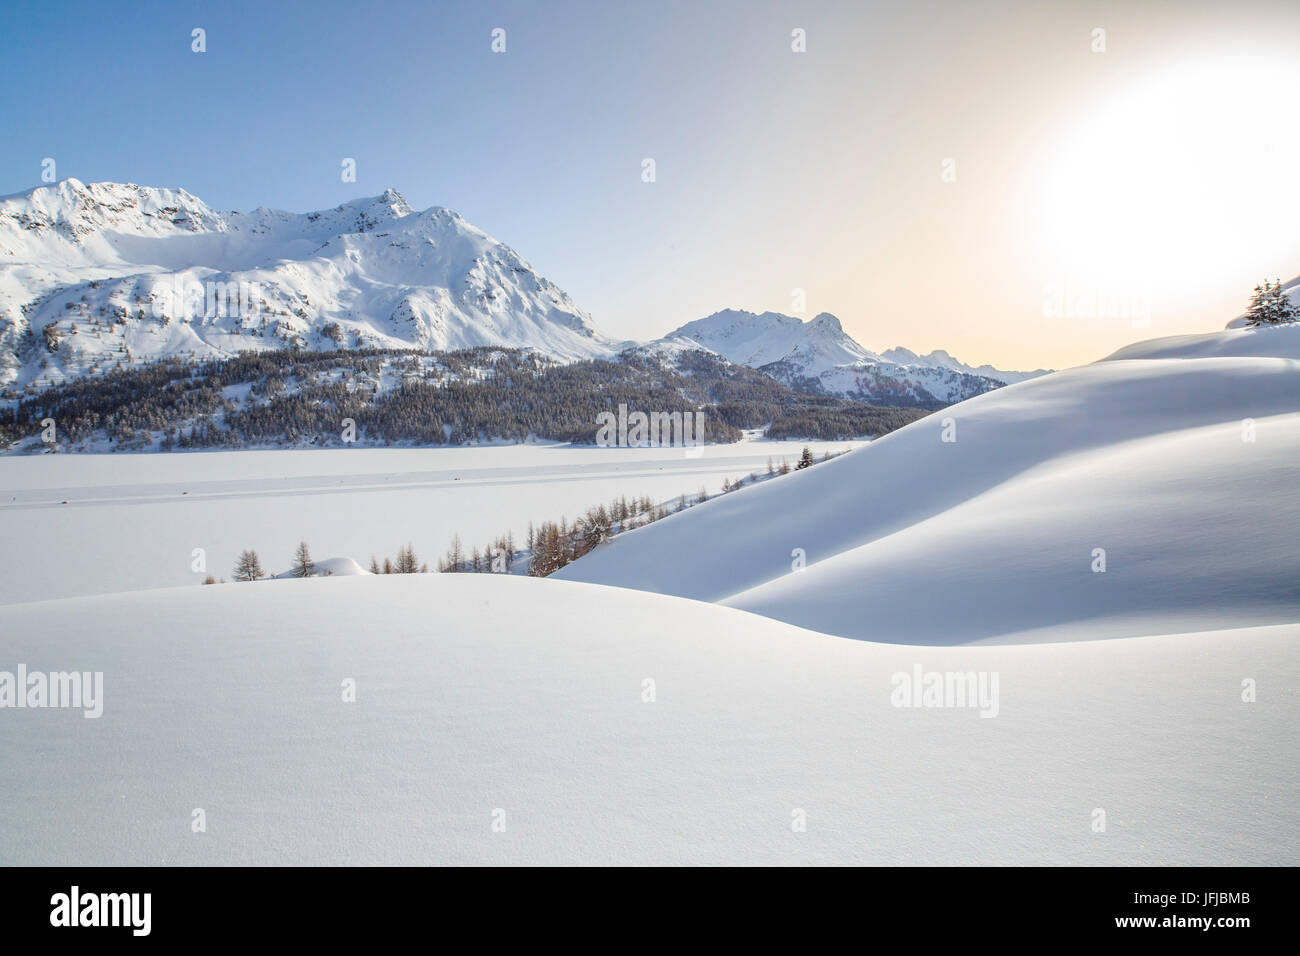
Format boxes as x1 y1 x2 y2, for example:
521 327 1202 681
1030 54 1300 320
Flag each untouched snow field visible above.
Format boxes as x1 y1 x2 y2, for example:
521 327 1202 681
0 574 1293 866
558 324 1300 644
1 319 1295 866
0 437 861 605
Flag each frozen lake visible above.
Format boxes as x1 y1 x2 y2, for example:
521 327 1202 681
0 437 864 605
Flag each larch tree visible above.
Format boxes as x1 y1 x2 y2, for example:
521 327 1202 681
292 541 315 578
234 549 265 582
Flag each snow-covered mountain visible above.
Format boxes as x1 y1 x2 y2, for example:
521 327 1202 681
0 179 616 389
1 179 1048 409
658 308 1049 406
558 320 1300 644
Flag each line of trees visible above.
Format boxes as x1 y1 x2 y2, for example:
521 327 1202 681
2 345 929 450
368 544 428 574
211 448 843 586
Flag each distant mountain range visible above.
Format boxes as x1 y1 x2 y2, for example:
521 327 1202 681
0 180 1046 407
657 309 1048 407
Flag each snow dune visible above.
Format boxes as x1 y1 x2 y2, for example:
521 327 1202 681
557 325 1300 644
0 574 1292 865
272 556 370 579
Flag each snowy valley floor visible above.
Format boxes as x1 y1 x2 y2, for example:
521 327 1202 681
0 573 1294 866
0 437 860 605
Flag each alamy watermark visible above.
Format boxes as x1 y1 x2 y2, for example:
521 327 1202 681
148 275 264 320
1042 278 1151 328
0 665 103 718
890 665 999 718
50 886 150 936
595 404 706 448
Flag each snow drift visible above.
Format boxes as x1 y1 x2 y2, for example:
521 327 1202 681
0 574 1292 865
557 323 1300 644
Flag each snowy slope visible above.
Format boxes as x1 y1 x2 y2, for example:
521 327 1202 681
0 573 1293 865
1224 273 1300 330
271 556 370 579
0 180 615 388
660 308 1048 405
558 324 1300 644
1105 308 1300 361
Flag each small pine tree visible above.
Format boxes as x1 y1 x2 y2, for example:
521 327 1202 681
1245 279 1298 326
292 540 315 578
796 446 815 470
369 556 381 574
234 549 265 582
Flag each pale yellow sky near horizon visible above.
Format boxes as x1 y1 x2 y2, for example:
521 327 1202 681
606 0 1300 373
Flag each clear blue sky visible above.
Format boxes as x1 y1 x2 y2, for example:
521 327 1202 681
3 0 1299 367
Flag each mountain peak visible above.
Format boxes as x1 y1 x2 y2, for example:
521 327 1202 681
0 180 615 389
374 187 412 217
810 312 843 334
653 307 1049 406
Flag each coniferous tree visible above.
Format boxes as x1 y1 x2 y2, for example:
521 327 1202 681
234 549 265 582
396 543 418 574
292 540 315 578
1246 280 1298 326
797 446 815 469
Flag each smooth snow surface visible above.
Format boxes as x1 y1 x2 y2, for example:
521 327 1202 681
0 437 862 605
0 574 1292 865
1102 320 1300 362
272 556 369 579
558 325 1300 644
